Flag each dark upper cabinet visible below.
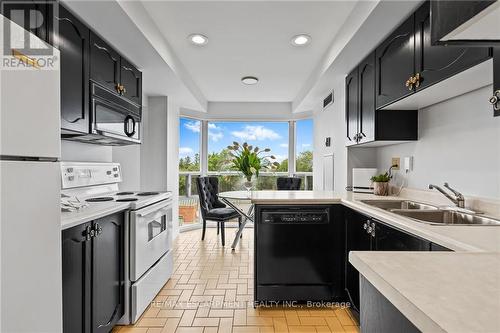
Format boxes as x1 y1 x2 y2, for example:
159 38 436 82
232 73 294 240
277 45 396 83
345 68 359 145
493 48 500 117
62 222 91 333
92 213 124 333
345 210 372 311
345 52 418 147
90 31 120 94
120 57 142 106
375 14 415 109
374 222 430 251
430 0 498 46
0 0 53 44
62 212 124 333
57 4 90 134
358 53 376 144
415 2 491 91
373 1 492 110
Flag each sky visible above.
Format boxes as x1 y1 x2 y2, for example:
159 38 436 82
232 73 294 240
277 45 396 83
179 118 313 163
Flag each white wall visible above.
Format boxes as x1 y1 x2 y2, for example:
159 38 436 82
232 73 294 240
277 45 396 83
182 101 312 121
313 79 349 192
61 140 112 162
140 96 169 191
167 98 180 238
376 86 500 199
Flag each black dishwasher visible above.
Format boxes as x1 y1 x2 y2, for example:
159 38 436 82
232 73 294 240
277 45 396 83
254 205 342 303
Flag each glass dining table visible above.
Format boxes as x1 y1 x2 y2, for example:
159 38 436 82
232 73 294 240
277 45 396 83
218 191 254 250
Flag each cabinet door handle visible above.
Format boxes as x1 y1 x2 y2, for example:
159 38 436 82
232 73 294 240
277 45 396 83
490 90 500 111
405 76 414 91
85 225 93 241
414 73 421 88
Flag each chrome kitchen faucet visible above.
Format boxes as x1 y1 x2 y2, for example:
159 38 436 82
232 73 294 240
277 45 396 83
428 183 465 208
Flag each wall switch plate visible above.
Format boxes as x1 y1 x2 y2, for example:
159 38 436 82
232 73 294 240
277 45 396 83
391 157 400 170
325 137 331 147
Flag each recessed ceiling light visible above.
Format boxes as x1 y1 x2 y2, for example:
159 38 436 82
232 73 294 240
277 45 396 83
188 34 208 46
241 76 259 85
291 34 311 46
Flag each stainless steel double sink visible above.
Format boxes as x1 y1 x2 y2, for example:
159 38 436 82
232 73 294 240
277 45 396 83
360 199 500 226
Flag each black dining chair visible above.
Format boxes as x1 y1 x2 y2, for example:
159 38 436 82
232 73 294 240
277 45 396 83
196 176 241 246
276 177 302 190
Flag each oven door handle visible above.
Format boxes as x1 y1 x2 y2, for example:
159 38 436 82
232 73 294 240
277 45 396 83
135 199 172 217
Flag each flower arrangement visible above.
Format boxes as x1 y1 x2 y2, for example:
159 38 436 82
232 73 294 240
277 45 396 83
227 141 279 182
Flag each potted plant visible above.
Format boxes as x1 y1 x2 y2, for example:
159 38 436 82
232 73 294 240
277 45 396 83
370 172 391 196
227 141 279 191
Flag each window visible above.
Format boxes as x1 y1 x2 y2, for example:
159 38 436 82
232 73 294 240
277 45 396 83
207 121 289 173
179 118 200 172
295 119 313 172
178 118 201 228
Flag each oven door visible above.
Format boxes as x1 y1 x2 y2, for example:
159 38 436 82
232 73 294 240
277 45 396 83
91 83 141 144
130 199 172 281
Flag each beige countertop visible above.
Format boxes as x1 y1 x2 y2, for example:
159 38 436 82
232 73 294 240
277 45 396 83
250 190 500 332
61 201 129 230
349 251 500 333
251 190 500 252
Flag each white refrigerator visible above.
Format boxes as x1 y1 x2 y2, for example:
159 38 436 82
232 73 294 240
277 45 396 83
0 15 62 332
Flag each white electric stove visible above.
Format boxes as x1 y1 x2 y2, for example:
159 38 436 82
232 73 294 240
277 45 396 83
61 162 174 324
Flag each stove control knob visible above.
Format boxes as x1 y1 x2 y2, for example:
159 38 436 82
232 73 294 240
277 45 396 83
68 176 74 181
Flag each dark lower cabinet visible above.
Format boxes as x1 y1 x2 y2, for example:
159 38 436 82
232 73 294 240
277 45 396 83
92 214 125 333
430 242 452 251
58 4 90 134
344 210 372 312
344 208 447 316
360 276 420 333
62 212 124 333
375 222 430 251
62 222 91 333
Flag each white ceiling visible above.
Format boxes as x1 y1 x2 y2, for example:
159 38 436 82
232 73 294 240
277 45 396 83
141 1 357 103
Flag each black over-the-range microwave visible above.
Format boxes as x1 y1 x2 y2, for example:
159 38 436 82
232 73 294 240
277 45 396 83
62 82 141 146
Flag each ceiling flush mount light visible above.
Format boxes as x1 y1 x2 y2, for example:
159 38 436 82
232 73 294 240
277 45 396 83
291 34 311 46
241 76 259 85
188 34 208 46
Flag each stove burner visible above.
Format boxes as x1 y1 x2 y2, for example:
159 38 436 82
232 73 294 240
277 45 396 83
137 192 159 196
116 192 135 196
116 198 138 202
86 197 114 202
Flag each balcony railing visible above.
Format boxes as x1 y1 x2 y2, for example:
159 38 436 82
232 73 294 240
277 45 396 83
178 171 313 228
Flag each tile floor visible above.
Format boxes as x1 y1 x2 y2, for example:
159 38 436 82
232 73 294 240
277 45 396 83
114 228 359 333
